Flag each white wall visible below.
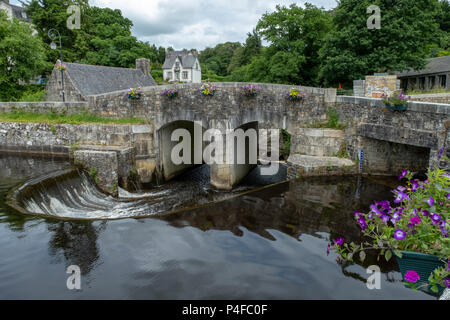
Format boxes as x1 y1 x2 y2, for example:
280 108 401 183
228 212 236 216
0 2 13 19
163 57 202 83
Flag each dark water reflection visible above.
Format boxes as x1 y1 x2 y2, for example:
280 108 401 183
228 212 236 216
0 154 433 299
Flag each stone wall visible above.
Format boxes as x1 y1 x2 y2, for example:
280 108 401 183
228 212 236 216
292 128 346 157
45 65 86 102
408 93 450 104
335 96 450 173
0 101 88 115
88 82 336 133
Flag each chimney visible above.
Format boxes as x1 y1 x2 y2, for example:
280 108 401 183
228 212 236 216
136 58 150 77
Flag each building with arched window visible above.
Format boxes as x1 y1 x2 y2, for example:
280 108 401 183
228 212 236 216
162 50 202 83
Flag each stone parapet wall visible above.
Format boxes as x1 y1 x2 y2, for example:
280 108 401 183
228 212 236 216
88 82 336 133
0 101 88 115
408 93 450 104
0 122 154 158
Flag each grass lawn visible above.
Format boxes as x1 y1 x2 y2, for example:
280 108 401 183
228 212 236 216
0 111 148 125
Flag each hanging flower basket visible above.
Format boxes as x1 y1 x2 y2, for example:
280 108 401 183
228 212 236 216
288 88 306 101
160 88 178 99
241 84 261 97
395 251 446 295
56 64 67 71
382 92 409 111
199 84 216 97
127 87 142 100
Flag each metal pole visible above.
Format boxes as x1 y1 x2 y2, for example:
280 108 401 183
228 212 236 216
59 35 65 102
48 29 65 102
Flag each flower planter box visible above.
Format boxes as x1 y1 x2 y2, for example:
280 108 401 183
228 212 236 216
384 103 407 111
396 251 446 295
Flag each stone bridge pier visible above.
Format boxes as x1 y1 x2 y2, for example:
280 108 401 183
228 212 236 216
157 119 260 190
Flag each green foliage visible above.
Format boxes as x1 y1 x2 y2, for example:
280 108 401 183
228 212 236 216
0 111 147 125
319 0 441 87
24 1 165 72
0 10 47 100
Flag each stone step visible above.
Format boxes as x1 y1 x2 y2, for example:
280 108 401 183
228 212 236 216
286 154 357 178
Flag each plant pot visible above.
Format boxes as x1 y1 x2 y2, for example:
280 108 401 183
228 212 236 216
385 103 407 111
395 251 446 295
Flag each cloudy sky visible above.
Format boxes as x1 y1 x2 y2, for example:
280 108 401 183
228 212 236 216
13 0 338 50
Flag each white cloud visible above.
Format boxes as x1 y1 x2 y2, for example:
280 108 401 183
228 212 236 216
12 0 337 49
90 0 337 50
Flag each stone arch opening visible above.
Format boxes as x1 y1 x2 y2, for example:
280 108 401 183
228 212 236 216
157 120 206 182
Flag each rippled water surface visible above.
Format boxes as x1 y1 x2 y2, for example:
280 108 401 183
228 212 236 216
0 154 434 299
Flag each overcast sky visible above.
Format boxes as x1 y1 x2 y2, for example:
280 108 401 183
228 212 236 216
13 0 338 50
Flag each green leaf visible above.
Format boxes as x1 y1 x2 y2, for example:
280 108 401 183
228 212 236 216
431 285 438 293
385 250 392 262
393 250 402 258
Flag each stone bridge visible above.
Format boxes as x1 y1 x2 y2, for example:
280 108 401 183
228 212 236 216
0 82 449 190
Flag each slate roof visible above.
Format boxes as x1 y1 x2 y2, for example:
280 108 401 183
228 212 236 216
162 50 199 69
65 62 157 96
397 56 450 77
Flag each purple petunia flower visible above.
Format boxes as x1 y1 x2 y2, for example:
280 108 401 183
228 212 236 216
354 211 363 218
444 278 450 288
427 196 434 207
422 210 430 217
431 213 441 224
333 237 344 246
358 217 368 230
404 270 420 283
392 211 402 221
398 170 408 180
370 204 383 215
380 214 390 223
393 190 409 203
410 180 419 192
441 227 449 238
394 229 407 240
376 200 390 211
410 216 421 225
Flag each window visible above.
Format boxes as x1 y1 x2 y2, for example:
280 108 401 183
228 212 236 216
175 62 180 68
167 71 172 80
419 77 426 90
439 75 447 88
428 76 435 89
182 71 188 80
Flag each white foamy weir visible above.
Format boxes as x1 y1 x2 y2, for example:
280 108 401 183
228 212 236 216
440 289 450 300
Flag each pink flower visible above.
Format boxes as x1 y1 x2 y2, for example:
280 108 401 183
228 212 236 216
409 216 421 225
404 270 420 283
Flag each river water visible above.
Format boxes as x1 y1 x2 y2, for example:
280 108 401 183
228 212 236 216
0 154 433 299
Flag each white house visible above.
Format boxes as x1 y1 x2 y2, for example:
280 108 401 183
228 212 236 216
162 50 202 83
0 0 31 22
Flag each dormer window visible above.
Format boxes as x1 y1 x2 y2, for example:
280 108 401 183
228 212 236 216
175 62 180 68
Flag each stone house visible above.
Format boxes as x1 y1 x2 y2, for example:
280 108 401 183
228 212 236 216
45 58 157 102
396 55 450 92
162 50 202 83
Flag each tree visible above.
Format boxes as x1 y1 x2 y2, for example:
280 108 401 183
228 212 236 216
230 3 332 86
24 1 163 71
319 0 441 87
199 42 241 77
227 30 262 74
0 10 47 100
